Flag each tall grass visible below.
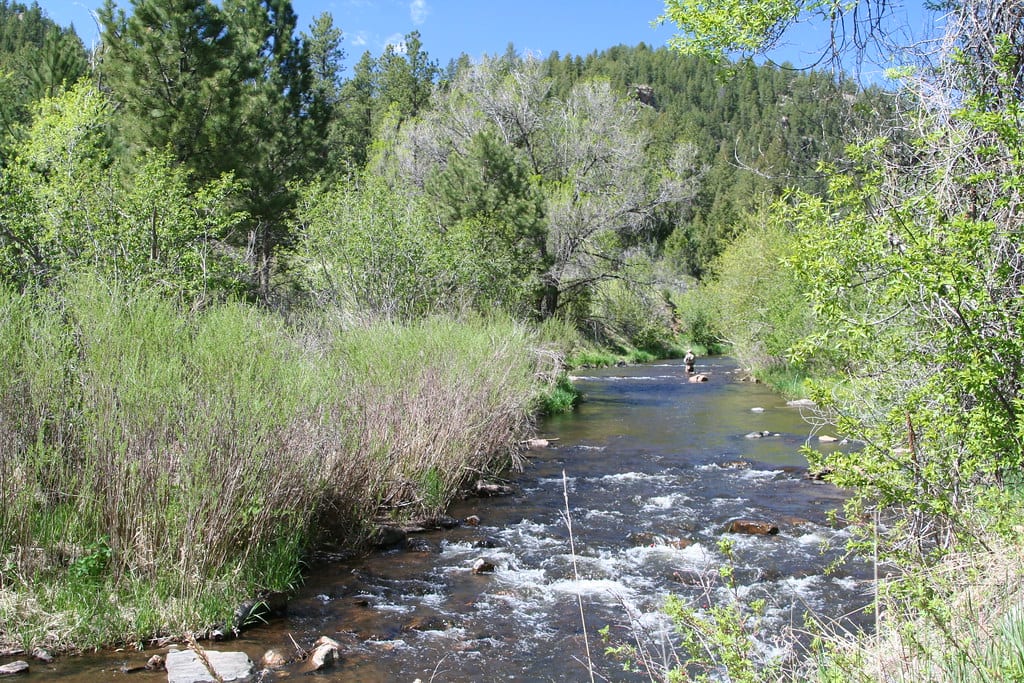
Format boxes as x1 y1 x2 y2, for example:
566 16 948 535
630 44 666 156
0 275 545 651
808 539 1024 683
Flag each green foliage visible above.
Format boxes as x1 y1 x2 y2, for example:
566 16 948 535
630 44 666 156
0 1 87 139
659 0 806 64
0 82 248 294
703 204 816 374
549 44 891 277
296 173 449 319
0 275 544 649
779 42 1024 562
535 372 581 415
426 129 547 316
672 285 725 353
98 0 333 299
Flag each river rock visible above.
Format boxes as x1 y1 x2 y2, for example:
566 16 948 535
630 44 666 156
165 648 253 683
405 537 434 553
526 438 550 449
818 434 839 443
403 615 453 632
0 661 28 676
475 481 513 497
370 525 408 549
786 398 816 408
146 654 165 671
31 648 53 663
300 636 340 673
805 467 834 481
260 649 287 668
717 460 750 469
750 406 765 413
724 519 780 536
688 373 709 383
744 430 772 439
465 515 481 526
472 558 496 574
627 531 665 547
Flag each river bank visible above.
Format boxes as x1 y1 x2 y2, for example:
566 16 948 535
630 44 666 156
15 356 877 681
0 277 562 656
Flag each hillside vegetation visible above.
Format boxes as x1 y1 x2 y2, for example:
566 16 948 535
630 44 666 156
0 0 960 666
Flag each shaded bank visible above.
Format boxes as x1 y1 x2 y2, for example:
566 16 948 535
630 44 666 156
0 274 556 652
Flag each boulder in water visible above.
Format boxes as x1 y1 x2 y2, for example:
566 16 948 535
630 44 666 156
472 558 496 574
724 519 780 536
300 636 341 673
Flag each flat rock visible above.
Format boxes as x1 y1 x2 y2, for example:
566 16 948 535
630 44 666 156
0 661 28 676
165 648 253 683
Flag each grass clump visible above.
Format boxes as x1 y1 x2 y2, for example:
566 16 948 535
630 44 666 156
808 538 1024 683
0 275 543 652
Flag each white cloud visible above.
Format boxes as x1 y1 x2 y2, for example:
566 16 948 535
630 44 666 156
409 0 429 25
351 31 368 47
384 32 406 53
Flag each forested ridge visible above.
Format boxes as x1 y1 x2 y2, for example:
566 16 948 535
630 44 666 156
6 0 1021 680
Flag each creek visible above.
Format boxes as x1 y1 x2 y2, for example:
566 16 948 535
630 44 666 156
46 358 873 681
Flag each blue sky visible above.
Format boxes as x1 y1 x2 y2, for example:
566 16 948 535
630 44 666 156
42 0 933 77
44 0 681 68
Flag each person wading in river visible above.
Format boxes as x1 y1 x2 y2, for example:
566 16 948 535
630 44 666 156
683 349 696 374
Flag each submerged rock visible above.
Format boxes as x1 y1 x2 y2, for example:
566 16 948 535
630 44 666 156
403 615 453 632
165 648 253 683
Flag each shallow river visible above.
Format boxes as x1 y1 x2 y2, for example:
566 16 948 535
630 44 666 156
47 358 873 681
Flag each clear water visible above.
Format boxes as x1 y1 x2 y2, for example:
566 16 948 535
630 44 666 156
39 359 873 681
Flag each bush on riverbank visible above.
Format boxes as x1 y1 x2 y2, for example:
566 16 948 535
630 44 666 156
0 275 548 651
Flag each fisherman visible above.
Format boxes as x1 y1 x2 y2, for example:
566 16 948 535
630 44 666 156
683 349 696 373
